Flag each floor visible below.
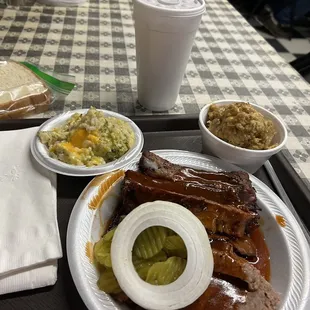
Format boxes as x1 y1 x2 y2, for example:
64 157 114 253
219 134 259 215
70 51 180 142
228 0 310 75
248 18 310 64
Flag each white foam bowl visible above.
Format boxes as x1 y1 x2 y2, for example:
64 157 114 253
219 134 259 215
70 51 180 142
31 109 144 176
199 99 288 173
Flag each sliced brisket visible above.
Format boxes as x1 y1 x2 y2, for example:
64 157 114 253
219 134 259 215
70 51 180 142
185 275 279 310
211 238 277 306
211 239 261 291
239 280 280 310
209 234 257 257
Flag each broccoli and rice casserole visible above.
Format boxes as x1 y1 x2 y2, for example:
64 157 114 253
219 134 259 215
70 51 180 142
38 107 135 166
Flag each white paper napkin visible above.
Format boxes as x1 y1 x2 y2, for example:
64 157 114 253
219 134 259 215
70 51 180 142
0 127 62 295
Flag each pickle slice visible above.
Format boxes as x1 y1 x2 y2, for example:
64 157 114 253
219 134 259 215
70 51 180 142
133 250 167 281
146 256 187 285
97 268 122 294
163 235 187 259
94 228 116 267
102 228 116 241
133 226 169 259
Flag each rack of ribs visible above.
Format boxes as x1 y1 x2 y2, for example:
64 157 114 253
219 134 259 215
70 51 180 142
122 151 259 238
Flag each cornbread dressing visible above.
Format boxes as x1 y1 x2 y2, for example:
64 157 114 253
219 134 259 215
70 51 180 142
38 107 135 166
206 103 277 150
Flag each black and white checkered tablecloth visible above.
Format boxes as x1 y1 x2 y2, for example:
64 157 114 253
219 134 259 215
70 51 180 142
1 0 310 188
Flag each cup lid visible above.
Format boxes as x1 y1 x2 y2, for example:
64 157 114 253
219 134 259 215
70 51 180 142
135 0 204 12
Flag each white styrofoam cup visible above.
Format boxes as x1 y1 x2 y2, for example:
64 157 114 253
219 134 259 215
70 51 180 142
134 0 205 111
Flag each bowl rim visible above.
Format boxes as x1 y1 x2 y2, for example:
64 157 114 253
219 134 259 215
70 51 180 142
31 108 144 176
199 99 288 154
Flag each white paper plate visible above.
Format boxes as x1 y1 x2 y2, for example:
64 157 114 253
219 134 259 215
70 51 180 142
31 109 144 176
67 150 310 310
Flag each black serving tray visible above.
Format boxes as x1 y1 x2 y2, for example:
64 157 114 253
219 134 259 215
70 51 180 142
0 116 309 310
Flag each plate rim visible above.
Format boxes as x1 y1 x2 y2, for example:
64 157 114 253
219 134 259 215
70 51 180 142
67 149 310 310
30 109 144 177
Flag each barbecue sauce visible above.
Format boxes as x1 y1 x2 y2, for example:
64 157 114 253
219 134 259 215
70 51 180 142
126 170 248 207
184 228 270 310
104 165 268 309
85 241 94 263
185 276 247 310
249 228 270 281
276 215 286 227
107 206 270 309
176 168 241 183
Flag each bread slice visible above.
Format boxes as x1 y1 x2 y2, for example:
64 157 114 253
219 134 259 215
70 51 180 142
0 61 51 119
